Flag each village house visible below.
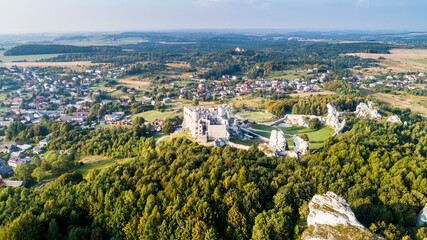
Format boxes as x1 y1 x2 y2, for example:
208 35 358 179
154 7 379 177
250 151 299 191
39 138 51 148
8 152 31 169
1 144 20 154
0 159 13 178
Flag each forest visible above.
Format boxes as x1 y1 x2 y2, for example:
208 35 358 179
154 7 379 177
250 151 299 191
33 41 385 76
4 44 118 56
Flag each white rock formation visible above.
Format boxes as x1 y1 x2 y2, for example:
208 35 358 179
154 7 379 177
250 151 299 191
269 130 287 153
286 115 310 128
355 101 382 119
325 104 346 131
303 191 385 240
327 103 338 116
293 135 309 155
387 115 402 124
417 204 427 227
307 192 365 228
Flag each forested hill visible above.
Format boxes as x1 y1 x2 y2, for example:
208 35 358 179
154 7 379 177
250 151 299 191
0 116 426 239
4 44 118 56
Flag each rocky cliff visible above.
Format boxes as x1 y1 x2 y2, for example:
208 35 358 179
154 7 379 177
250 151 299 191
355 102 382 119
269 129 287 153
302 192 384 240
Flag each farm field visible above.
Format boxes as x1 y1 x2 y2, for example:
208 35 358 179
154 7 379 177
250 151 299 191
407 59 427 66
117 76 151 89
360 88 427 117
347 49 427 72
132 110 176 122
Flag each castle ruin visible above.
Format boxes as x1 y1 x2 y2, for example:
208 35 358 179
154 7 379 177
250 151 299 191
182 105 236 142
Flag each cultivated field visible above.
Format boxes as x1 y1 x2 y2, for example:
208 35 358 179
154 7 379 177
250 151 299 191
347 49 427 72
360 88 427 117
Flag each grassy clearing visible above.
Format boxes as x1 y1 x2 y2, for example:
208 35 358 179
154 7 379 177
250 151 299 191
171 130 194 141
277 125 334 150
238 111 275 123
118 76 151 90
0 91 12 100
76 155 133 177
132 110 177 122
250 124 334 150
407 59 427 66
228 96 266 110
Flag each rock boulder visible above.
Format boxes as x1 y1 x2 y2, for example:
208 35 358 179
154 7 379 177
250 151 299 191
302 191 384 240
387 115 402 124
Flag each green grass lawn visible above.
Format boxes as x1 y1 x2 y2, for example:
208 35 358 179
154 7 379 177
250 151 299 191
171 130 194 141
407 59 427 66
132 110 176 122
106 90 127 98
238 111 276 123
278 125 334 150
250 124 334 151
0 90 13 100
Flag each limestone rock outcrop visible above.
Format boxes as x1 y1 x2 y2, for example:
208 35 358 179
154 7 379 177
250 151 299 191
325 104 346 131
302 191 384 240
286 115 310 128
355 101 382 119
269 130 287 153
387 115 402 124
417 204 427 227
327 103 338 116
293 135 309 155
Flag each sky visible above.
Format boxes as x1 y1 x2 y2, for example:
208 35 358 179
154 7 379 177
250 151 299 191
0 0 426 34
